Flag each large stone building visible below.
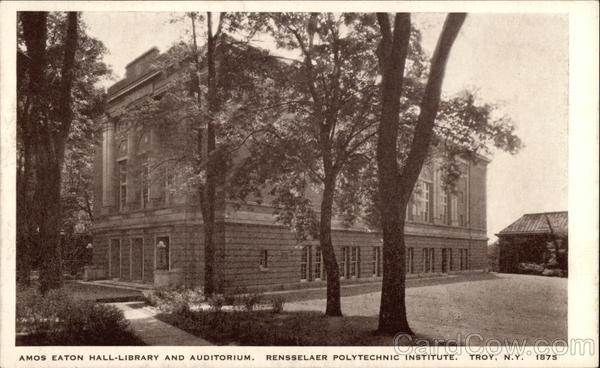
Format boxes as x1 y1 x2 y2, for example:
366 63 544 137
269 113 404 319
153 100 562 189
90 47 490 291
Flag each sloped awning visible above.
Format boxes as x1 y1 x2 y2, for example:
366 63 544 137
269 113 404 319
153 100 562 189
497 211 568 238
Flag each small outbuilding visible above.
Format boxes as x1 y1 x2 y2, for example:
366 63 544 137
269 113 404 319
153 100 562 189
496 211 568 275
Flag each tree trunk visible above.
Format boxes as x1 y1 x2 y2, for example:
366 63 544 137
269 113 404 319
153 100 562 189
41 12 79 293
202 12 219 295
16 147 33 286
375 12 413 335
20 11 79 293
320 175 342 316
37 151 64 293
21 12 49 290
375 13 466 334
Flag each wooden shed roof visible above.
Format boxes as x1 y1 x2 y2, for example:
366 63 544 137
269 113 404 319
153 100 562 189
497 211 568 237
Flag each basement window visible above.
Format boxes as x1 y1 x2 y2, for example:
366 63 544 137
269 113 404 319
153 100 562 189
259 249 268 271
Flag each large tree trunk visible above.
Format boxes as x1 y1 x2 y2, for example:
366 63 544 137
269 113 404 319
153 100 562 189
16 141 33 286
375 13 466 334
202 12 219 295
320 175 342 316
36 151 64 293
19 12 48 287
20 12 79 293
375 13 412 335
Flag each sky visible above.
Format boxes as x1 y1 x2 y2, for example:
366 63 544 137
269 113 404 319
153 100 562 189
82 12 569 241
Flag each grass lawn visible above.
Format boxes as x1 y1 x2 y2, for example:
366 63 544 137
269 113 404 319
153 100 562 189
156 272 567 346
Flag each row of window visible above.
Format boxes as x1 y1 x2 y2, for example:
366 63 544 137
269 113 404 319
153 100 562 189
116 157 173 212
297 246 469 281
107 236 171 280
407 179 467 226
114 131 174 212
106 238 469 282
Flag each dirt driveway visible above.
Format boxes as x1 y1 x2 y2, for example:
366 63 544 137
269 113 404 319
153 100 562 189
286 273 567 345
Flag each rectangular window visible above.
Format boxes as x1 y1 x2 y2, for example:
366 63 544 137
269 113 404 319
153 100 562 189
442 190 449 224
155 236 170 270
300 245 310 281
372 247 377 276
314 247 323 280
458 192 465 226
450 194 457 225
259 249 268 270
340 247 348 278
141 158 150 208
131 238 144 281
459 249 469 270
350 247 356 277
372 247 382 277
423 248 435 273
109 239 121 278
442 248 452 273
118 160 127 211
406 247 414 274
423 182 433 222
164 166 174 205
349 247 360 278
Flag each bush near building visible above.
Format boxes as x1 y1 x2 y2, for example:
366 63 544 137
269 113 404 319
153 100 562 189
16 286 144 345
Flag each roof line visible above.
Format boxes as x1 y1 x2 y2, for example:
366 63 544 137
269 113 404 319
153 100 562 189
523 211 568 216
125 47 160 68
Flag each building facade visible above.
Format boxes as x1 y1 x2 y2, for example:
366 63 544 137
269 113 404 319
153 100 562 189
90 48 490 291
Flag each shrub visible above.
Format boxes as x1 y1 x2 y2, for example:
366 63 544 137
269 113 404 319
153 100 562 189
240 292 262 311
208 294 226 312
16 287 143 346
144 286 204 312
269 295 285 314
517 262 545 275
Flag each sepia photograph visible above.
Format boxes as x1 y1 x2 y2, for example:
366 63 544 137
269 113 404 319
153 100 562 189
1 1 598 367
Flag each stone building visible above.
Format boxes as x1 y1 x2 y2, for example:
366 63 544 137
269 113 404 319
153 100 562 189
90 47 490 291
